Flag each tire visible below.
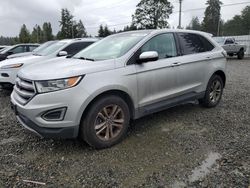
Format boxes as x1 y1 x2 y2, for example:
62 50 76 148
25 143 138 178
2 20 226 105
199 75 224 108
237 49 244 59
80 95 130 149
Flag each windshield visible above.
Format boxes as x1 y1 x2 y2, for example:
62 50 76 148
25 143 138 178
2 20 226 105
35 42 66 56
213 37 225 44
74 32 148 61
33 41 57 53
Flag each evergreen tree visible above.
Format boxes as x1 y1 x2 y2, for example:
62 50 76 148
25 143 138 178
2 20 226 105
59 8 74 39
186 17 202 31
104 25 112 37
19 24 30 43
42 22 53 42
132 0 173 29
202 0 222 36
75 20 87 38
98 25 105 37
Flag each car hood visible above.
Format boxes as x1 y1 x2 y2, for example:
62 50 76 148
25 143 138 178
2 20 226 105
18 58 116 81
0 55 47 67
7 52 33 59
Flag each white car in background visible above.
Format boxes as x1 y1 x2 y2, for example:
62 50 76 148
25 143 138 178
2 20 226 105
7 41 57 59
214 37 246 59
0 38 98 88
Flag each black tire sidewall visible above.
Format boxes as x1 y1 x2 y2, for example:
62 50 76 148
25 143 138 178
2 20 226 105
81 95 130 149
202 75 224 108
238 50 244 59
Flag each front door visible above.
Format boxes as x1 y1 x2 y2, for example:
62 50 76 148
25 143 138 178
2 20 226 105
135 33 181 108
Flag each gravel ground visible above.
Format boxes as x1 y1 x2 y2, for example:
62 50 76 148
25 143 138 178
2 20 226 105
0 59 249 188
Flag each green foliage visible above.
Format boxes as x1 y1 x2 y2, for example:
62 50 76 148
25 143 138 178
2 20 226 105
98 25 105 37
202 0 222 36
58 8 74 39
0 36 19 45
75 20 87 38
42 22 53 42
58 9 88 39
19 24 30 43
132 0 173 29
186 17 202 31
222 6 250 36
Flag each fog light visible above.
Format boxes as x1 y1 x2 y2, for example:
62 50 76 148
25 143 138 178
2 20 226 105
42 107 67 121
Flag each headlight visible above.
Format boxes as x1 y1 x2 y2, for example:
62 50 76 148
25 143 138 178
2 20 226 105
35 76 83 93
1 63 23 69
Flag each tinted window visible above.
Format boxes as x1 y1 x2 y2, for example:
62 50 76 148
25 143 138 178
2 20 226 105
225 39 234 44
63 42 94 56
28 45 38 52
178 33 214 55
199 36 214 52
141 33 177 59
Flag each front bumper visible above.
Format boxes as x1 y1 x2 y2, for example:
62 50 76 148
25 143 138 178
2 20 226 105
10 85 91 139
0 68 18 85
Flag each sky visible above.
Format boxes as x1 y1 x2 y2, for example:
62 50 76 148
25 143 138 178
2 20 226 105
0 0 249 37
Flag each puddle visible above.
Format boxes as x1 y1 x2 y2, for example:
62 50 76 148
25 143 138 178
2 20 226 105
0 137 23 145
189 152 221 182
172 152 222 187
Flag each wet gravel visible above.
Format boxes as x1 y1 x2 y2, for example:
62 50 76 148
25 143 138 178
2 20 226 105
0 59 249 187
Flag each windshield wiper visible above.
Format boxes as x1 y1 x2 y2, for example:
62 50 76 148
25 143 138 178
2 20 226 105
78 57 95 61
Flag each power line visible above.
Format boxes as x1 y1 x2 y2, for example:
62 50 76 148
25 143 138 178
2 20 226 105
84 1 250 30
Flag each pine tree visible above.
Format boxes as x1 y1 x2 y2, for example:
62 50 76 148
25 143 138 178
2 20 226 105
42 22 53 42
75 20 87 38
98 25 105 37
19 24 30 43
202 0 222 36
132 0 173 29
103 25 111 37
59 9 74 39
186 17 202 31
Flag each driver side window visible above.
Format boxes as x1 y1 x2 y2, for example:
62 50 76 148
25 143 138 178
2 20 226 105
141 33 177 59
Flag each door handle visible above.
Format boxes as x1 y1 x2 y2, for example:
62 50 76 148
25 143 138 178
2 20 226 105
171 62 180 67
206 56 211 60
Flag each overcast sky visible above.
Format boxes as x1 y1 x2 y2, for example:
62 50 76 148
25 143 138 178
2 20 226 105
0 0 249 37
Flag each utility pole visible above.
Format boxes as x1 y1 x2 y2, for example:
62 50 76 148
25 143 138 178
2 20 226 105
178 0 183 29
217 14 221 36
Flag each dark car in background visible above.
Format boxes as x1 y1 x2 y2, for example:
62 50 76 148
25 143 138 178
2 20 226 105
0 44 39 61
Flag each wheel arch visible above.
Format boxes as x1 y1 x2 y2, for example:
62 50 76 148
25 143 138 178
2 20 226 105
213 70 226 87
80 89 136 124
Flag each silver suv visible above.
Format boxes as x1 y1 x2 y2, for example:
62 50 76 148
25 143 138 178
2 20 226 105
11 30 227 149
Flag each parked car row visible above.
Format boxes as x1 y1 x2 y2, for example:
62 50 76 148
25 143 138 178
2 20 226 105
0 38 98 88
0 43 40 61
1 30 227 149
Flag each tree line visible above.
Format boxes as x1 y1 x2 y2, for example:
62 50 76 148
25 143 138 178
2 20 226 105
1 0 250 45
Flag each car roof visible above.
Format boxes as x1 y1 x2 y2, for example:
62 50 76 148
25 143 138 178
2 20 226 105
59 38 99 44
114 29 213 38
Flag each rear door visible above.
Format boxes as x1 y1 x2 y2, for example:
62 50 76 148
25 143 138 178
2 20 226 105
175 33 215 95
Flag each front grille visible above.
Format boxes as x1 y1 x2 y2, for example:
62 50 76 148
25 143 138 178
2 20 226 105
14 77 36 105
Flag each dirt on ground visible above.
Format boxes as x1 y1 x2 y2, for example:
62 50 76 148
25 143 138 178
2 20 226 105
0 59 249 188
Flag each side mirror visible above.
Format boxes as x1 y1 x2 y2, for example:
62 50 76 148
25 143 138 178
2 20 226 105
58 51 68 57
137 51 159 64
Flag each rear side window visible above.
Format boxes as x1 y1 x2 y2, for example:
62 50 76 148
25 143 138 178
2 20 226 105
63 42 94 56
28 45 38 52
225 38 234 44
141 33 177 59
178 33 214 55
